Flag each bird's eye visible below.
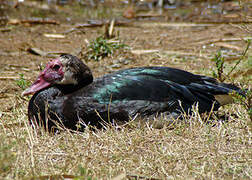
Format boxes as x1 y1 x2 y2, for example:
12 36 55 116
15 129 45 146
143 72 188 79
52 64 61 71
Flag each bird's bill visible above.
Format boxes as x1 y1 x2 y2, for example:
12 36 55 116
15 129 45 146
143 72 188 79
22 76 51 96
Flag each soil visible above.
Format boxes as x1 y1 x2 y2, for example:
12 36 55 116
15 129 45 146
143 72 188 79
0 0 251 114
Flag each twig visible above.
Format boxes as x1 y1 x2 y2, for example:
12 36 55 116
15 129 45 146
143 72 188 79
21 19 59 25
24 174 77 179
109 18 115 38
126 173 161 180
27 47 64 57
131 49 211 59
195 37 252 45
226 40 251 79
0 51 19 56
139 22 214 28
214 42 243 51
0 76 19 80
230 23 252 33
64 19 132 34
0 27 12 32
8 18 59 25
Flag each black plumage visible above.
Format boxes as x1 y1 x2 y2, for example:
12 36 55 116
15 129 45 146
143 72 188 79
23 54 244 131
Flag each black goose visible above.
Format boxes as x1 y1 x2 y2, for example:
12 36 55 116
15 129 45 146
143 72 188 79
23 54 244 131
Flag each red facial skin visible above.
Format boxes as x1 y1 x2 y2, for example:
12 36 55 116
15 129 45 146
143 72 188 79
22 58 64 96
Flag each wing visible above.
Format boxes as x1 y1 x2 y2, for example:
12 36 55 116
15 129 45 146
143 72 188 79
91 69 184 103
86 66 242 113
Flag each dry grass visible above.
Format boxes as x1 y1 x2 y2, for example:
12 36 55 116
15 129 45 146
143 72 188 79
1 99 251 179
1 36 251 180
0 1 252 179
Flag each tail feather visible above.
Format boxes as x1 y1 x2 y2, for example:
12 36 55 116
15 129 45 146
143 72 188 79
214 82 246 106
219 82 246 97
200 77 246 106
214 94 234 106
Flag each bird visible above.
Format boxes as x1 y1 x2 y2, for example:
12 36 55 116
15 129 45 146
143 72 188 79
22 54 244 132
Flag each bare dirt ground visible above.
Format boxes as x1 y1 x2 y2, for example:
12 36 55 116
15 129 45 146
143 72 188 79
0 0 251 179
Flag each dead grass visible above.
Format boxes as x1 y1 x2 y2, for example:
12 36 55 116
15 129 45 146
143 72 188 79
0 102 251 179
1 40 251 180
0 1 252 179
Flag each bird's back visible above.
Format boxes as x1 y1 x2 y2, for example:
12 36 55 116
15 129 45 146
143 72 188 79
67 66 243 115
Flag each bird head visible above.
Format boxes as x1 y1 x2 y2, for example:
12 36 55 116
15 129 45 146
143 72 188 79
22 54 93 96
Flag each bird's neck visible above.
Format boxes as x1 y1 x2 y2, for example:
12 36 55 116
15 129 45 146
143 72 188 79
55 77 93 94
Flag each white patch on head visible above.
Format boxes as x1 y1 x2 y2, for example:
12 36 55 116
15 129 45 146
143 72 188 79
59 56 69 65
58 68 78 85
56 55 79 85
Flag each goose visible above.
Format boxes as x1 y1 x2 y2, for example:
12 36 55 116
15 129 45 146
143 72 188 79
23 54 244 131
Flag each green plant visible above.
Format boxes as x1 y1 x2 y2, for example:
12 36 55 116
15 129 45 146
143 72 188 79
212 40 251 121
212 51 225 82
87 36 128 61
76 166 96 180
212 39 251 82
231 90 252 121
16 74 30 90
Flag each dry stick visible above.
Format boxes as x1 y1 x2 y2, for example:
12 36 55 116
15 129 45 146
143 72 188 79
20 19 59 25
27 175 78 179
0 27 12 32
195 37 252 45
109 19 115 38
206 101 217 124
24 118 35 171
0 51 19 56
230 23 252 33
65 19 132 34
8 18 59 25
0 76 19 80
132 49 211 59
127 174 161 180
94 109 111 129
107 94 113 125
194 21 252 24
214 42 243 51
27 47 65 57
224 40 251 81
